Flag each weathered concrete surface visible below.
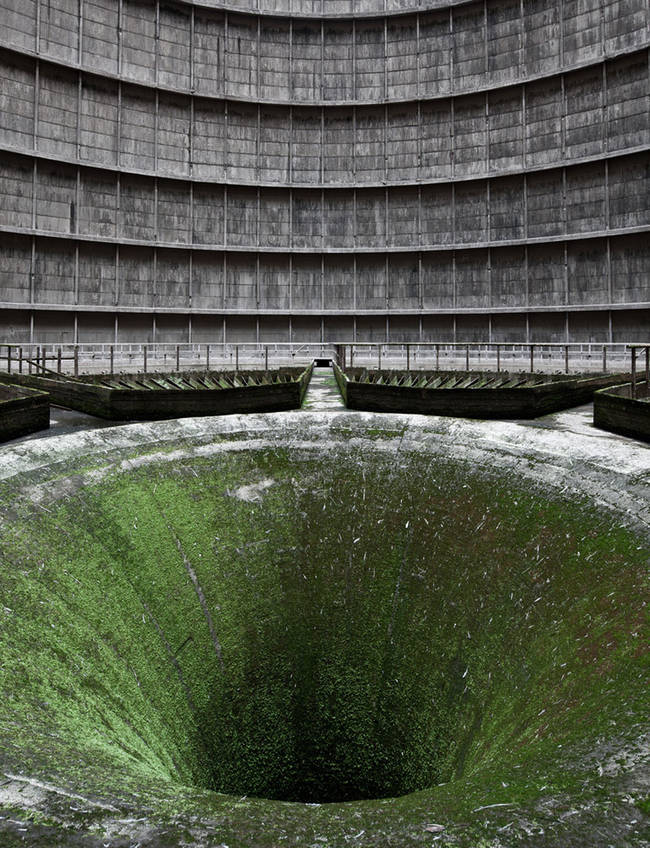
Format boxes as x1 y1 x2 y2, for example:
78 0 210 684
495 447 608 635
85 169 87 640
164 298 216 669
0 382 49 442
337 366 631 418
594 380 650 442
0 0 648 345
0 409 648 847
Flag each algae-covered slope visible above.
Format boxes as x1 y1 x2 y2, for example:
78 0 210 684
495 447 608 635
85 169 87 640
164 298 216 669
0 413 648 847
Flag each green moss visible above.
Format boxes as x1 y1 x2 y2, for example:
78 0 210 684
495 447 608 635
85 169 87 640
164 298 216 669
0 438 647 845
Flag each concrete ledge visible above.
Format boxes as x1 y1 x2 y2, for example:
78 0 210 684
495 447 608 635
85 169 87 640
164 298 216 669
335 365 628 418
593 382 650 443
0 366 313 421
0 383 50 442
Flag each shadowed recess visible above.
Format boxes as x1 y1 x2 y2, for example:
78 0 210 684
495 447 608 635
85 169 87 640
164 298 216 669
0 446 647 809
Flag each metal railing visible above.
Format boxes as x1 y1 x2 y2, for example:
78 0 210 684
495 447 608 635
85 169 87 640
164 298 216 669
0 342 336 376
334 342 634 375
0 341 644 378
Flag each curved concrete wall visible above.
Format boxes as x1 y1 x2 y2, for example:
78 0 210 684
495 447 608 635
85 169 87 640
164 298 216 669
0 0 648 345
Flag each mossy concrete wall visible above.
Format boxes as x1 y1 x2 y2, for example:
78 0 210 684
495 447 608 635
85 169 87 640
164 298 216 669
594 380 650 442
0 382 49 441
336 364 627 418
0 366 312 420
0 410 648 846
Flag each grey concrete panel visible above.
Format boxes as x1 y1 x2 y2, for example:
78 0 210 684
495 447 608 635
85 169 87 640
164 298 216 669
40 0 79 64
529 312 566 343
325 255 355 309
79 169 117 237
192 250 224 309
119 246 155 308
157 94 191 175
490 247 526 308
523 0 561 78
120 88 156 171
80 79 119 166
455 248 490 309
526 170 565 238
0 153 32 229
121 0 157 85
0 53 34 149
159 4 192 90
258 255 290 310
0 234 31 304
117 312 154 342
323 24 354 102
528 243 566 307
611 309 650 342
38 68 77 158
1 0 37 52
33 309 75 342
36 162 76 233
119 176 156 241
82 0 119 75
490 177 525 242
78 242 116 306
156 248 191 308
34 239 75 305
158 180 191 244
0 308 32 342
609 154 650 230
491 312 527 342
565 163 606 235
610 235 650 305
388 254 418 310
567 239 609 306
421 253 454 309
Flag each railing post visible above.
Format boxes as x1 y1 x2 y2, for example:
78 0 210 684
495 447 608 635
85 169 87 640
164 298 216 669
565 344 569 374
602 345 607 373
206 343 210 370
74 345 79 377
631 347 637 399
6 345 10 374
350 344 354 368
496 344 500 372
529 344 534 373
109 345 114 374
235 344 239 371
265 345 268 371
645 346 649 394
176 344 180 372
378 344 382 370
57 347 62 373
406 343 410 370
18 347 23 373
143 345 147 374
435 343 439 370
465 344 469 371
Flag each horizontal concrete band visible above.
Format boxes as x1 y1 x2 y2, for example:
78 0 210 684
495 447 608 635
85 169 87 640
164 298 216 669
2 150 648 250
2 231 647 312
11 0 624 24
2 2 648 107
3 302 650 316
2 48 648 187
1 309 646 345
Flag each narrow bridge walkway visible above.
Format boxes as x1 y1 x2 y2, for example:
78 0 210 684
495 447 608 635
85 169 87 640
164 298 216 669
303 367 345 411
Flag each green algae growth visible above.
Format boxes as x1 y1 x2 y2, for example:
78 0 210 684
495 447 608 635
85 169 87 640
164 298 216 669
0 430 648 847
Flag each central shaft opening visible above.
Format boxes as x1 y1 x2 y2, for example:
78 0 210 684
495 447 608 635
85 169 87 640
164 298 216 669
4 445 645 807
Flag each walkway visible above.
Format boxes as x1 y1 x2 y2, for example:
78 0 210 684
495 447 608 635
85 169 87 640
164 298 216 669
302 367 345 411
